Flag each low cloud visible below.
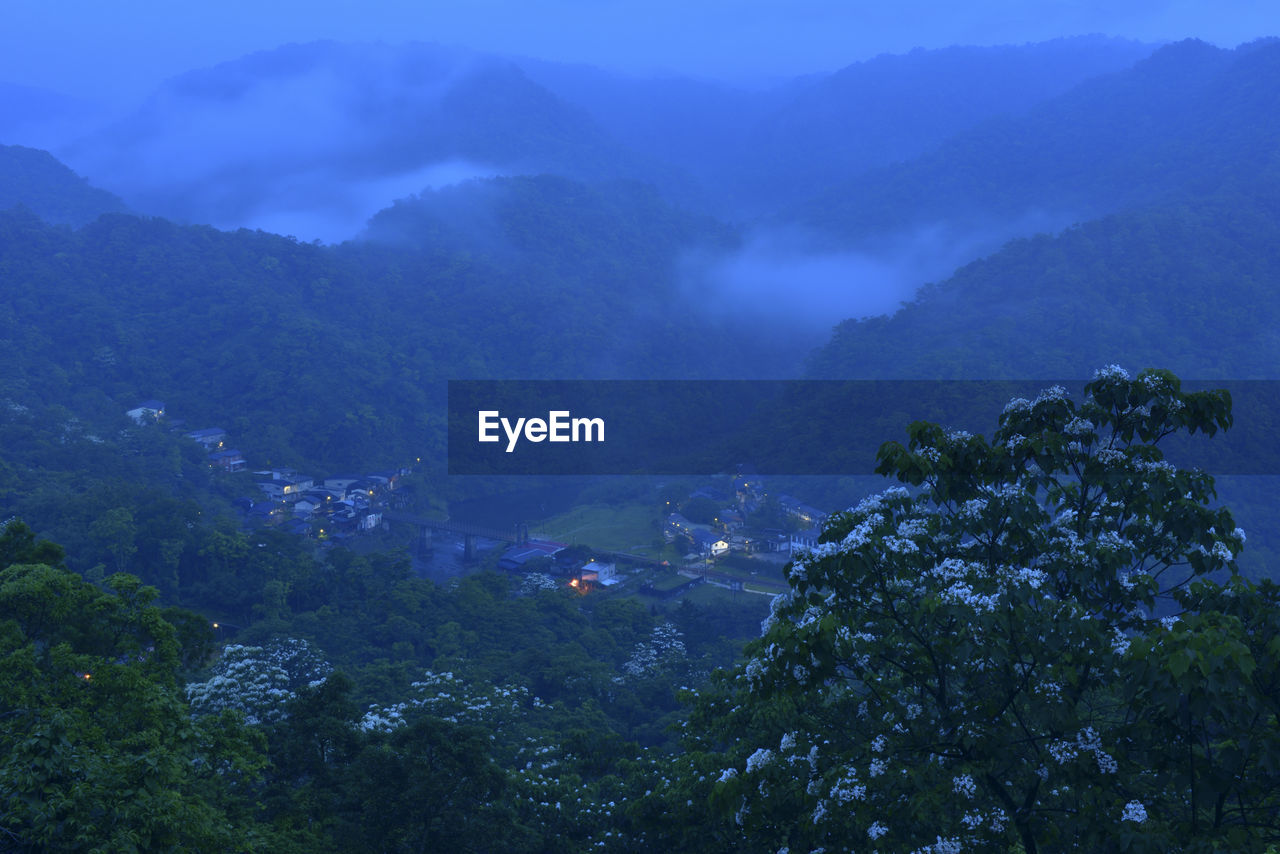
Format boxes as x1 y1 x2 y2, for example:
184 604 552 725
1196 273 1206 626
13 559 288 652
236 160 502 244
685 213 1074 331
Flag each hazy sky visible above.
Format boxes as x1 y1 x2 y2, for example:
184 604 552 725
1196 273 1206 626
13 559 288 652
4 0 1276 100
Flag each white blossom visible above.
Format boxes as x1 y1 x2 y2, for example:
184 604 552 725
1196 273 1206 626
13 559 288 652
746 748 774 774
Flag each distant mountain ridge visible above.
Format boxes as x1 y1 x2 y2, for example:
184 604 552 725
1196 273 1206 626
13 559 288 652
517 36 1155 216
33 37 1167 238
731 35 1155 212
791 38 1280 245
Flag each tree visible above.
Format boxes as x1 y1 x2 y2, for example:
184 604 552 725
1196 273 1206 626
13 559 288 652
694 367 1279 852
0 549 269 851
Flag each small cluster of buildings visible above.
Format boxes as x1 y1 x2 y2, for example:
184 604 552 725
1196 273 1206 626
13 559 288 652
242 469 398 538
127 399 401 541
664 474 831 559
496 539 625 593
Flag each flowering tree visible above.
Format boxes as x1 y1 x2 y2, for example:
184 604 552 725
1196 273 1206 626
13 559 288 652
704 368 1280 852
187 638 331 724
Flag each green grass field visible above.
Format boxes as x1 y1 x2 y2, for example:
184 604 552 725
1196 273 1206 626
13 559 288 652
533 502 662 553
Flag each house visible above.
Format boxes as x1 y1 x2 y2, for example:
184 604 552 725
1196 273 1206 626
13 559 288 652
641 573 703 600
366 471 401 490
732 529 789 553
580 560 619 586
498 539 567 572
255 481 286 501
718 509 745 531
692 529 730 557
280 477 314 498
208 449 246 472
292 499 319 519
186 428 228 450
664 512 693 543
780 495 828 527
126 400 165 424
343 480 377 501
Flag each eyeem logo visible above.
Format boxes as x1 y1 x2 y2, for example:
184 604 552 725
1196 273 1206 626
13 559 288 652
477 410 605 453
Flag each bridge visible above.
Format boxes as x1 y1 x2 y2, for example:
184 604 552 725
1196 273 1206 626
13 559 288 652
383 510 530 562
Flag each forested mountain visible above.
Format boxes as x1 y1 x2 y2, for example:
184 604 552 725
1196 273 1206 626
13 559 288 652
0 143 126 225
806 189 1280 378
793 38 1280 244
0 170 786 476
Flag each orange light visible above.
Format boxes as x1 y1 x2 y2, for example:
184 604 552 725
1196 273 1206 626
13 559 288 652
569 578 579 588
83 673 91 681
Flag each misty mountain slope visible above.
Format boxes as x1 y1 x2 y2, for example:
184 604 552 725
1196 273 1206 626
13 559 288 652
806 189 1280 379
792 38 1280 245
55 41 684 241
361 173 734 285
730 36 1154 212
351 173 811 376
0 168 793 471
0 143 127 226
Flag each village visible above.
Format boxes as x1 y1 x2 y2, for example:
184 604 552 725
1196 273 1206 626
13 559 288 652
127 399 835 603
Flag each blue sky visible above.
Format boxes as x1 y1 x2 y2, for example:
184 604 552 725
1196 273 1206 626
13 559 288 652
4 0 1277 100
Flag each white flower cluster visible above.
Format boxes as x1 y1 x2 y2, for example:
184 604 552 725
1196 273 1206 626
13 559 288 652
1033 385 1068 405
959 498 988 521
1111 628 1131 656
1014 566 1047 589
622 621 687 676
1063 416 1095 437
746 748 774 774
867 821 888 840
1094 365 1130 381
952 774 976 798
519 572 560 594
841 514 885 550
941 580 1000 613
1048 727 1119 774
1120 801 1147 823
829 767 866 804
760 590 795 636
359 670 536 730
186 639 331 725
1048 740 1078 764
